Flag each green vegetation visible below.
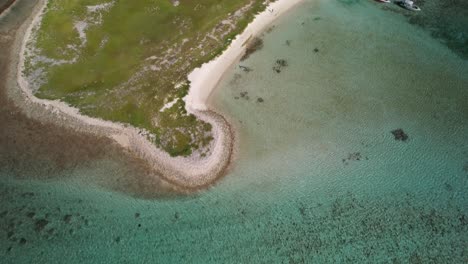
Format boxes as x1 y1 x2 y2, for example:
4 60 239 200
24 0 270 156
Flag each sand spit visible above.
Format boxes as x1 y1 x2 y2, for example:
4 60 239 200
7 0 304 189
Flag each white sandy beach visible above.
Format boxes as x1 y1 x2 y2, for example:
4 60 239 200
7 0 306 189
185 0 306 112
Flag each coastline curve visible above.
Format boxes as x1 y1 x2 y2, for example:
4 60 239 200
7 0 305 190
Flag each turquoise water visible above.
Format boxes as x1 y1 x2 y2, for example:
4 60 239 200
1 0 468 263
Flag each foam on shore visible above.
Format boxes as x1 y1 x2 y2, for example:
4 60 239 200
7 0 305 189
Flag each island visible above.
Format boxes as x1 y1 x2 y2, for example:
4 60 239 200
8 0 305 188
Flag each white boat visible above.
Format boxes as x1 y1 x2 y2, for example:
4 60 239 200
396 0 421 11
375 0 391 3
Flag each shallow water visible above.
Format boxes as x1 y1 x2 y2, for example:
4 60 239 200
1 0 468 263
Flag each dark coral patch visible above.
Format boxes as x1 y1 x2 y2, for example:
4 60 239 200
391 129 409 141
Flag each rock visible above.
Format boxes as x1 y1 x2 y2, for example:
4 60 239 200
239 65 252 72
34 219 49 232
63 214 72 224
343 152 366 164
273 59 288 73
0 210 7 218
444 183 453 191
257 97 264 103
266 26 275 33
26 212 35 218
241 37 264 61
19 238 27 245
313 48 319 53
299 207 306 217
135 213 140 218
343 152 363 163
47 228 55 236
21 192 34 198
391 129 409 141
276 59 288 67
348 152 362 161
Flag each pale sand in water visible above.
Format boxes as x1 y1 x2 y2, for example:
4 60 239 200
6 0 306 189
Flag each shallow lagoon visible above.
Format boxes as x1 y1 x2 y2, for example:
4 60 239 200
1 0 467 263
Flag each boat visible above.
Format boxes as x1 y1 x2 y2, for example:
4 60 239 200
396 0 421 11
375 0 391 3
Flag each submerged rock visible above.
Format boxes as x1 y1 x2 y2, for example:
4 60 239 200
391 129 409 141
21 192 34 198
63 214 72 224
34 219 49 232
276 59 288 67
47 228 55 236
26 212 35 219
343 152 366 165
19 238 27 245
0 210 8 218
444 183 453 192
241 37 264 61
239 65 252 72
347 152 362 161
273 59 288 73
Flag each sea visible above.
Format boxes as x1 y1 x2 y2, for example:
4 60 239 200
1 0 467 263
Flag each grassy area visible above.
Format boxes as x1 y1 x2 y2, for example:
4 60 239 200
24 0 269 156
